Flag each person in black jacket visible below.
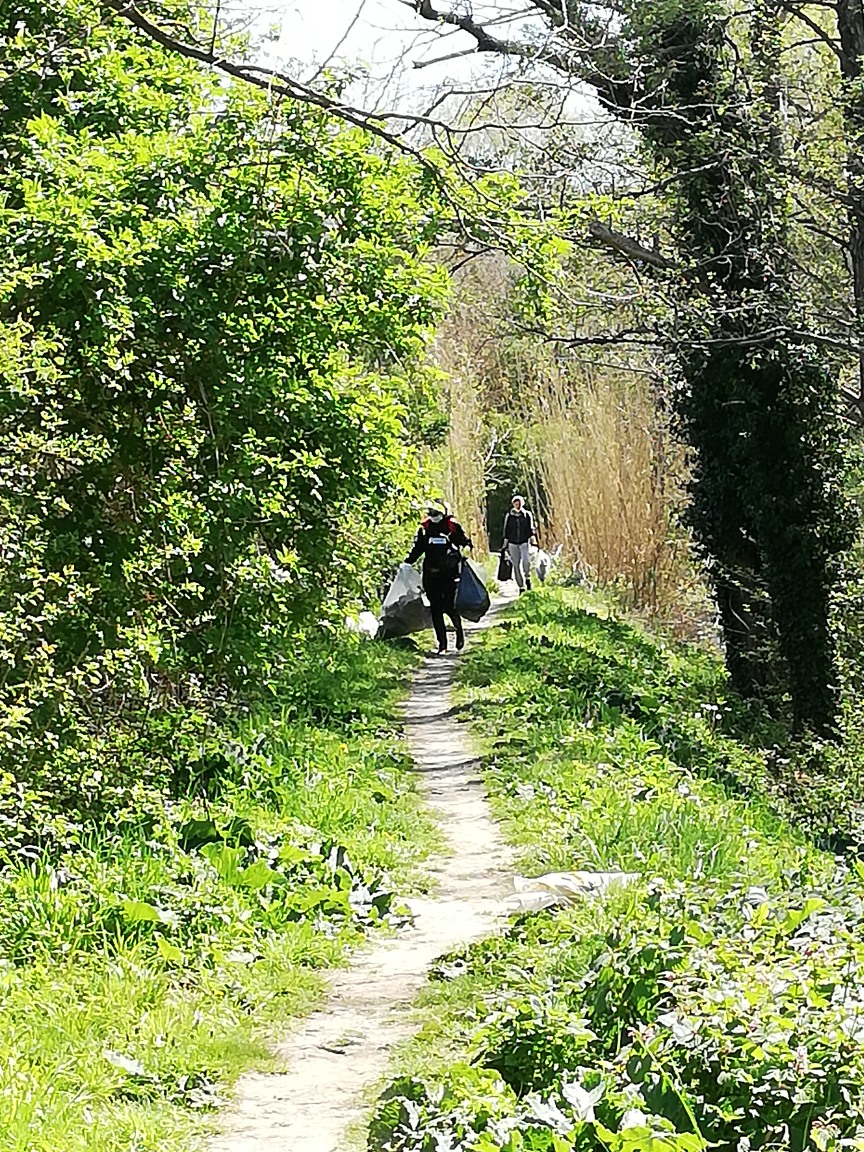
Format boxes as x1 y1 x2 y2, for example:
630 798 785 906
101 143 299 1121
403 501 472 654
502 494 536 593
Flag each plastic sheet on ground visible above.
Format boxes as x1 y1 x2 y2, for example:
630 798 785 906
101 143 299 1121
503 869 639 913
531 543 563 583
532 548 552 582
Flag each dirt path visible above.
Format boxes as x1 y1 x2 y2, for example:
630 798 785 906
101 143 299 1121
210 598 516 1152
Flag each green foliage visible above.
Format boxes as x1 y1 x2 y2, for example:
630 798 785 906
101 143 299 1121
459 589 862 855
474 996 595 1097
0 2 448 820
0 9 456 1147
0 630 439 1149
368 590 864 1152
368 1067 521 1151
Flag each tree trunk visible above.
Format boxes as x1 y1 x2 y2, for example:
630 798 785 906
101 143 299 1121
837 0 864 407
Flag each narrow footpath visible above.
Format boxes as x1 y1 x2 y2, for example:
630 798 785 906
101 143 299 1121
210 599 515 1152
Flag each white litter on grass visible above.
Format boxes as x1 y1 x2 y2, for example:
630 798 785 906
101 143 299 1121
356 611 380 637
531 543 563 583
503 869 639 913
344 610 380 638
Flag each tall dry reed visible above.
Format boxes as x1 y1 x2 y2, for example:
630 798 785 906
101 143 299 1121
512 355 697 617
432 300 495 554
432 256 706 625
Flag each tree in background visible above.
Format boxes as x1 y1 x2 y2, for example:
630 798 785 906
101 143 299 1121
401 0 855 733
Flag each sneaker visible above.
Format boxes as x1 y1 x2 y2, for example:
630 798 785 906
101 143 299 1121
526 577 532 591
455 634 465 651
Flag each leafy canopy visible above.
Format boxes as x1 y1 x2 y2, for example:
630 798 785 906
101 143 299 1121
0 2 448 826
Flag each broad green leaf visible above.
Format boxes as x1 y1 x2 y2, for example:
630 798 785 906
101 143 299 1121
156 936 185 964
238 860 280 891
121 899 174 926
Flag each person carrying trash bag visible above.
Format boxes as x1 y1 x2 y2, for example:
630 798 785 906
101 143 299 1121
402 500 471 655
502 494 537 594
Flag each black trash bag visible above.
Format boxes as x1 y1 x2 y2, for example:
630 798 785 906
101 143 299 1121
379 566 433 639
497 549 513 582
379 595 432 639
455 561 491 622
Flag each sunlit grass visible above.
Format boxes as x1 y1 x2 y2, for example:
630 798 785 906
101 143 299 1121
383 586 835 1120
0 633 437 1151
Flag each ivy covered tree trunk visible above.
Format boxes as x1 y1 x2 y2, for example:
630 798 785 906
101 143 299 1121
682 338 849 729
621 0 853 733
837 0 864 412
678 343 778 701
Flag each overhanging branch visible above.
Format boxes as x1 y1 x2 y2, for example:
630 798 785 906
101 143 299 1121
104 0 433 165
586 219 674 269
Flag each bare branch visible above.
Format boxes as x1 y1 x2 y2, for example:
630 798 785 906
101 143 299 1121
778 1 843 60
586 219 675 268
104 0 435 165
409 0 581 74
306 0 367 85
412 46 481 69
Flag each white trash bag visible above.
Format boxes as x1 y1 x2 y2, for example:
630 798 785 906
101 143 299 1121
345 610 380 638
382 563 423 611
379 564 433 639
504 869 639 914
531 543 563 584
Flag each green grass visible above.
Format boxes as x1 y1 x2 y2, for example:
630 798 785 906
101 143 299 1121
366 588 864 1152
0 632 440 1152
457 594 823 887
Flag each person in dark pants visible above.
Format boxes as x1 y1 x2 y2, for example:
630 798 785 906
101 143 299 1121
403 501 472 654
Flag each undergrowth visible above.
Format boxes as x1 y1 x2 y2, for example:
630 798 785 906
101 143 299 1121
367 588 864 1152
0 632 437 1152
